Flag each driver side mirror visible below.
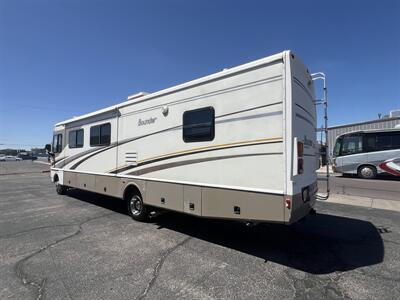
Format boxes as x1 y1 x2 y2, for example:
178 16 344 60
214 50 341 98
45 144 51 152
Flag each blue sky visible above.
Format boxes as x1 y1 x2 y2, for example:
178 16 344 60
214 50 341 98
0 0 399 149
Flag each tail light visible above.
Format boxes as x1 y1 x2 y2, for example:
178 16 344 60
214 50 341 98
297 141 304 157
297 141 304 174
284 196 292 209
298 158 304 174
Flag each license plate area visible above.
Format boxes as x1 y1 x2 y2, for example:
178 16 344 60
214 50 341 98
302 186 310 203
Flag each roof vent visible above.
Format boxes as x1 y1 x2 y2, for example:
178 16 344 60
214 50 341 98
127 92 149 101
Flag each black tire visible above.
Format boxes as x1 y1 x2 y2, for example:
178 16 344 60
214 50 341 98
56 183 67 195
357 165 377 179
126 192 149 222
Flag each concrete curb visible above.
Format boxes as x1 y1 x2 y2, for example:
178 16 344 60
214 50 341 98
319 193 400 212
316 166 333 173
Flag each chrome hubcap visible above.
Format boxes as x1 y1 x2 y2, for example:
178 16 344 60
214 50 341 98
130 196 142 215
361 167 373 178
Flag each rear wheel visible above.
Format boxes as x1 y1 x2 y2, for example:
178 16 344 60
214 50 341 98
126 193 149 222
358 165 377 179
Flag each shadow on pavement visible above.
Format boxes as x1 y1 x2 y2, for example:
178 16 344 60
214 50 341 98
67 188 127 215
340 173 400 181
154 212 384 274
66 189 384 275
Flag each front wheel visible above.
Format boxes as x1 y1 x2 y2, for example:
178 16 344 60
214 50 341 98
126 193 149 222
358 165 377 179
56 183 67 195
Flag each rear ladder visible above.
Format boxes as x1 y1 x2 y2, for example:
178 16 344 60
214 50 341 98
312 72 330 200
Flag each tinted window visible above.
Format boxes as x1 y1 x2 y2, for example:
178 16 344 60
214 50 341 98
90 123 111 146
52 135 57 152
53 134 63 153
365 133 377 152
393 134 400 148
76 129 84 147
100 123 111 145
90 126 100 146
183 107 215 142
69 129 84 148
376 134 392 151
341 134 362 156
69 131 76 148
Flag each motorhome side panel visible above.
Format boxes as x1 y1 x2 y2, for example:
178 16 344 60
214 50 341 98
201 188 284 221
62 114 118 173
116 59 286 194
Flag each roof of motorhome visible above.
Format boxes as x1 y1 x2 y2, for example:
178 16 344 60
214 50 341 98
55 51 288 126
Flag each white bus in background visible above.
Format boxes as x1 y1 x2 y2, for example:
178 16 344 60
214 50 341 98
332 129 400 179
47 50 329 225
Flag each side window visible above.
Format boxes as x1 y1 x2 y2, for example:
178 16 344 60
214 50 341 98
69 131 76 148
90 123 111 146
365 134 377 152
76 129 84 147
376 133 392 151
393 134 400 149
53 134 63 153
69 129 84 148
100 123 111 145
52 135 57 152
90 125 100 146
341 134 362 156
183 107 215 142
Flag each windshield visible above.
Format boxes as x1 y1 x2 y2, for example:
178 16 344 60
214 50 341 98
333 137 342 157
341 134 363 156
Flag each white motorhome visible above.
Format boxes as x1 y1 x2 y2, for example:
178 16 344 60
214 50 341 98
49 51 328 224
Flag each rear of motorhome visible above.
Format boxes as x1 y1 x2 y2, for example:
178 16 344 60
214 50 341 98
49 51 328 224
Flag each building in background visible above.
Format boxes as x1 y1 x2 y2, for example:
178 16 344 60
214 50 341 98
327 110 400 156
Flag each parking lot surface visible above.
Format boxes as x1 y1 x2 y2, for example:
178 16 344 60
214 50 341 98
1 161 400 299
319 174 400 202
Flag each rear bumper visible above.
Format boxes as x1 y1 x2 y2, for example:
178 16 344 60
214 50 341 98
286 181 317 224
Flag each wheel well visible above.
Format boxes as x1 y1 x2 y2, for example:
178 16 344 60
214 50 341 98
53 174 59 183
123 184 142 201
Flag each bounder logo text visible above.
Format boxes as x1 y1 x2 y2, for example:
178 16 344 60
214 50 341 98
138 117 157 126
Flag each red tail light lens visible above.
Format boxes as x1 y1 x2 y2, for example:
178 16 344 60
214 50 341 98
298 158 304 174
297 141 304 157
285 196 292 209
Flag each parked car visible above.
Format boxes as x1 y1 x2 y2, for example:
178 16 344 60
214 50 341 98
18 154 38 160
0 156 22 161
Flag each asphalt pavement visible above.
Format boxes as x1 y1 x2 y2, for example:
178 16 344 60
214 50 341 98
327 175 400 201
1 161 400 299
318 172 400 211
